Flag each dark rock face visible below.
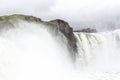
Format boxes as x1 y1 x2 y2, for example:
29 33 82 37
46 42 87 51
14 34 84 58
47 19 78 60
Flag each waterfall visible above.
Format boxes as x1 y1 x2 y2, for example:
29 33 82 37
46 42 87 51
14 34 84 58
1 14 120 80
74 30 120 71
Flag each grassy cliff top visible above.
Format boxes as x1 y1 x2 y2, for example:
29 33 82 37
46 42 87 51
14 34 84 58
0 14 42 22
0 14 69 24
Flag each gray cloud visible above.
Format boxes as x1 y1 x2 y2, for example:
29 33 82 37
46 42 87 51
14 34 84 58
0 0 55 16
0 0 120 30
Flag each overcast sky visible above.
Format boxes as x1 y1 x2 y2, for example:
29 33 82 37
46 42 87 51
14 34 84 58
0 0 120 29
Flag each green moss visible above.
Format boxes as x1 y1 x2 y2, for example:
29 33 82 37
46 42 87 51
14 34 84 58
0 14 69 28
0 14 42 23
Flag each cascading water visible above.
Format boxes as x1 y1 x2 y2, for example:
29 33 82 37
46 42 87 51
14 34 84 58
74 30 120 79
74 30 120 70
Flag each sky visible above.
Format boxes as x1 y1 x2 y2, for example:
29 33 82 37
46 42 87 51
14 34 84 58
0 0 120 29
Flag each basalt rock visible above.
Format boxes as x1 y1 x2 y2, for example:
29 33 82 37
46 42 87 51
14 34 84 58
74 28 97 33
47 19 78 60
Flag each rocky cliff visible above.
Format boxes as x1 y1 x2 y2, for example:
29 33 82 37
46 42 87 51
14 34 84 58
0 14 78 61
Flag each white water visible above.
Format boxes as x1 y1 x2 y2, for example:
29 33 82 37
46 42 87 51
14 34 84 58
1 20 120 80
74 30 120 79
75 30 120 68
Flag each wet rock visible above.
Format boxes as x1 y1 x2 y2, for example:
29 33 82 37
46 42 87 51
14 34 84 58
47 19 78 60
74 28 97 33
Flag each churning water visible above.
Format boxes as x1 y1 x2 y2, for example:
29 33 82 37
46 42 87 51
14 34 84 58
0 20 120 80
74 30 120 80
